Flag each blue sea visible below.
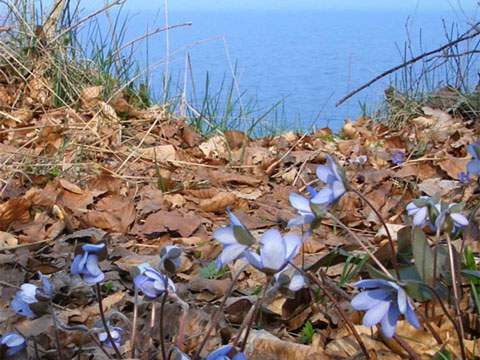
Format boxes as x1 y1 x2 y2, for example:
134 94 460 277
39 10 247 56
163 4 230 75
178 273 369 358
102 9 478 131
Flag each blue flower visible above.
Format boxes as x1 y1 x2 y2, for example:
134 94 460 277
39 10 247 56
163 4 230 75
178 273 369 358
0 332 26 357
311 156 346 208
134 263 175 300
244 229 302 275
467 142 480 177
206 345 246 360
391 150 405 165
71 243 106 285
11 272 53 318
458 171 470 184
406 196 431 227
98 325 123 348
288 189 317 227
433 202 469 234
213 210 256 268
160 245 182 274
351 279 420 338
274 266 305 293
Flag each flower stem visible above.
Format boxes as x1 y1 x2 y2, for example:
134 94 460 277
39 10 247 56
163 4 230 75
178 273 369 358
193 264 247 360
239 275 271 352
393 335 421 360
50 301 65 360
327 211 395 281
130 286 138 359
289 262 371 360
349 187 400 279
159 290 168 360
446 234 467 360
149 303 156 354
95 284 123 359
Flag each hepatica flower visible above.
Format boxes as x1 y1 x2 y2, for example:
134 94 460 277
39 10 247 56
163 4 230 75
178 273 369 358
206 344 247 360
312 155 347 208
391 150 405 165
351 279 420 338
98 325 123 348
274 267 305 293
467 142 480 177
458 171 470 184
288 187 317 227
406 196 431 227
71 243 106 285
11 272 53 318
134 263 175 300
213 210 256 268
433 202 469 234
0 332 26 357
244 229 302 275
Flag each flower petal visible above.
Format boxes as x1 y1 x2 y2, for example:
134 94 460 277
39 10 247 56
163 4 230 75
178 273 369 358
380 304 400 338
82 243 105 253
289 193 312 213
351 289 391 311
396 286 407 314
288 273 305 291
413 206 428 226
316 164 334 183
332 180 346 200
206 345 233 360
1 333 25 348
467 159 480 176
450 213 468 227
260 229 286 271
83 272 105 285
362 300 390 327
213 227 237 245
19 284 38 303
217 244 246 268
11 296 35 318
86 254 102 276
311 187 333 205
405 300 420 329
283 233 302 261
70 253 86 275
354 279 392 289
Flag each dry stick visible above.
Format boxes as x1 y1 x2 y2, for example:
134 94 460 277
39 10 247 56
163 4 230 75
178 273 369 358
336 21 480 107
326 211 395 280
348 187 401 280
293 266 371 360
445 234 467 360
193 264 247 360
130 286 139 359
159 290 169 360
239 276 271 353
95 284 123 359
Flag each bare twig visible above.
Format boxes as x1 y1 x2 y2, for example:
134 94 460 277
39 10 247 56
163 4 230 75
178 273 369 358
336 21 480 106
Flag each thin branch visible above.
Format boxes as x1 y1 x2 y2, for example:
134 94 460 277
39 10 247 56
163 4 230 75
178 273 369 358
336 22 480 107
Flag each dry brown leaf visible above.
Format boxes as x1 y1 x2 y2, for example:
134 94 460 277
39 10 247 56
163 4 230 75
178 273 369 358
0 231 18 249
139 144 177 162
199 192 237 213
438 155 469 179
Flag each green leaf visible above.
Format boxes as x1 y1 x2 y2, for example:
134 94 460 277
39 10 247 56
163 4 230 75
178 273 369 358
396 226 413 262
412 227 435 286
300 321 315 344
199 262 227 279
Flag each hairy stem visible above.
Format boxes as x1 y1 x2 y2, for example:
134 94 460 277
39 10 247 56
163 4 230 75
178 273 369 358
239 276 271 352
349 187 400 279
289 263 371 360
327 211 394 280
50 301 65 360
446 234 467 360
95 284 123 359
130 286 138 359
193 264 247 360
393 335 421 360
159 290 168 360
